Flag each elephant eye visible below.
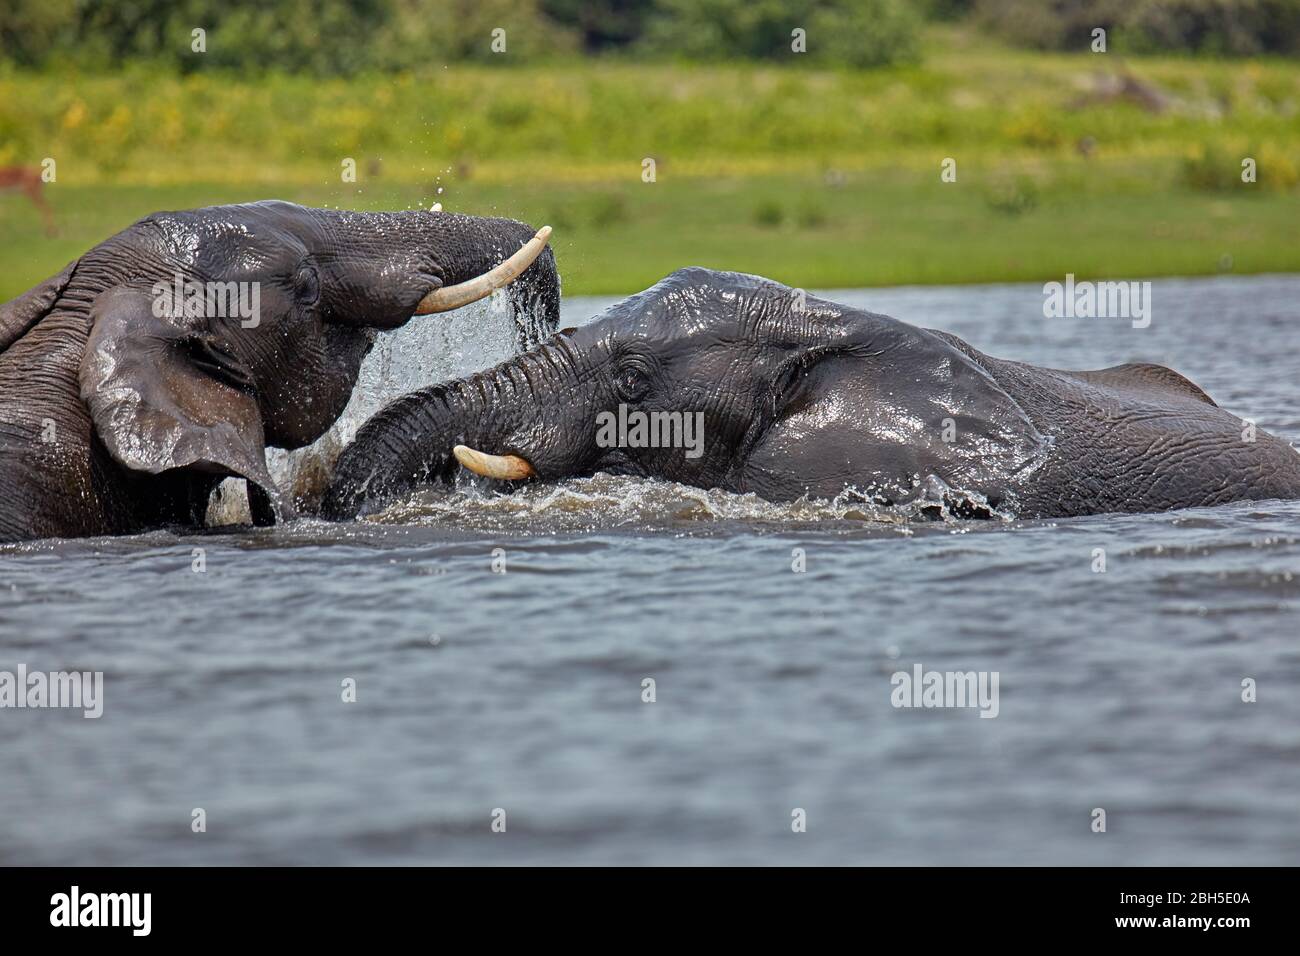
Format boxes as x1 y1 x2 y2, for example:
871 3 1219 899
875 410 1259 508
771 358 811 412
294 263 320 306
773 361 802 396
614 364 650 402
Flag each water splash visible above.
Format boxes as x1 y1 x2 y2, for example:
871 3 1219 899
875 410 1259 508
361 472 1006 535
209 295 522 525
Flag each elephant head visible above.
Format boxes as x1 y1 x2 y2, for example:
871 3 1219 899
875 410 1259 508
0 201 558 540
323 268 1045 518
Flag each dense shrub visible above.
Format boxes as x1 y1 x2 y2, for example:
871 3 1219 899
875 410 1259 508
1182 142 1300 190
0 0 920 73
976 0 1300 55
639 0 921 67
540 0 652 52
1127 0 1300 56
0 0 577 73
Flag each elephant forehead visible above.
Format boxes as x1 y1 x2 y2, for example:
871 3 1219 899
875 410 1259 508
587 278 789 347
578 308 731 355
576 269 867 363
138 212 294 277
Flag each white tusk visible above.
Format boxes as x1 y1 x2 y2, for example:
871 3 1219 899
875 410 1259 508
414 225 552 315
453 444 535 481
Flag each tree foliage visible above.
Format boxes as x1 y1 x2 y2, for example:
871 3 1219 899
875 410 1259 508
1 0 920 72
3 0 1294 73
639 0 921 67
0 0 575 73
976 0 1300 55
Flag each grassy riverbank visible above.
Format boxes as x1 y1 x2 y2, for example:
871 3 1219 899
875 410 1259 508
4 29 1298 298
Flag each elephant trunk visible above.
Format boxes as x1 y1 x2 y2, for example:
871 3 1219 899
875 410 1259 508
321 334 593 519
415 226 551 314
413 214 561 350
319 209 561 350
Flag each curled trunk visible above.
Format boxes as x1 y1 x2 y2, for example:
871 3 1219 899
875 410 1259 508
322 379 497 518
420 216 561 350
322 335 589 518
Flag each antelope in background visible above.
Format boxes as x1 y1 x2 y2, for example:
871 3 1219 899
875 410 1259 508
0 165 57 237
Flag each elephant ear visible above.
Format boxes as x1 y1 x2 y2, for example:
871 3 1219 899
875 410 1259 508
739 298 1047 508
1 259 75 352
78 286 290 522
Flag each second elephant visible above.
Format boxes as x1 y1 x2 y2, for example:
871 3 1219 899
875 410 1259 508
324 268 1300 520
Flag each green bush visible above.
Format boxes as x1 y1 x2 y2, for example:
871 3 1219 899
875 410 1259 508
753 199 785 226
975 0 1300 56
588 192 629 227
1126 0 1300 56
1182 142 1300 191
984 174 1040 215
974 0 1126 51
796 202 828 227
0 0 923 73
1181 141 1241 190
0 0 578 74
540 0 653 52
640 0 921 67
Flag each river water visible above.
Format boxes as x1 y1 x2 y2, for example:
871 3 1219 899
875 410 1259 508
2 274 1298 865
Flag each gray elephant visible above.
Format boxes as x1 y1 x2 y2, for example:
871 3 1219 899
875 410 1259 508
324 268 1300 519
0 201 558 543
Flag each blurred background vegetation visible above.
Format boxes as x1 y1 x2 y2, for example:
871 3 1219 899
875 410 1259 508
6 0 1300 70
2 0 1299 296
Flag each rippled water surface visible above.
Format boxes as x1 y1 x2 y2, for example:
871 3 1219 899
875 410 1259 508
3 275 1299 865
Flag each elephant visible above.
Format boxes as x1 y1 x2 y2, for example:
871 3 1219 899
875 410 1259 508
323 267 1300 520
0 200 559 543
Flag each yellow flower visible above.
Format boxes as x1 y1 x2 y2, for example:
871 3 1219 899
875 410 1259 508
63 100 87 130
